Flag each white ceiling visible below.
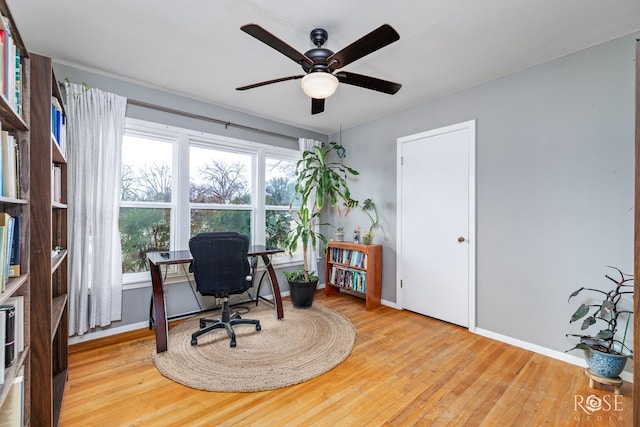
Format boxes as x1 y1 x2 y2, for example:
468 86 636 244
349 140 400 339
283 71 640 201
7 0 640 135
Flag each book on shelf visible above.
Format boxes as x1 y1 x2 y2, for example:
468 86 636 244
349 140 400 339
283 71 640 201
13 49 19 116
329 247 368 269
0 309 4 383
52 164 62 203
0 304 14 368
7 215 18 278
0 130 18 199
3 296 21 353
0 365 24 426
0 212 15 290
0 15 7 100
0 225 5 292
0 14 22 115
328 265 367 293
51 96 66 155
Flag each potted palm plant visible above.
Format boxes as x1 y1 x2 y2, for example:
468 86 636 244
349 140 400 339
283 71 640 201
283 141 358 308
566 265 634 379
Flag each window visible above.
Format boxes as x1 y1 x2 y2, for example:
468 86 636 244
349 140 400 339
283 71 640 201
120 130 174 275
119 119 300 283
265 156 297 250
189 144 252 237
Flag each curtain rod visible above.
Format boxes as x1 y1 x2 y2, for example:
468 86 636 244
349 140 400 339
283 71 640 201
127 98 299 142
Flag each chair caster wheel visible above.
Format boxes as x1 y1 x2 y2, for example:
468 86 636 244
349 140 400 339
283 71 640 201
230 341 237 348
256 324 261 331
191 338 198 346
199 320 206 328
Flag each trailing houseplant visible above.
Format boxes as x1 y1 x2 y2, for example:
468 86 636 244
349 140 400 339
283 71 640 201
283 141 358 307
566 265 633 378
353 198 380 244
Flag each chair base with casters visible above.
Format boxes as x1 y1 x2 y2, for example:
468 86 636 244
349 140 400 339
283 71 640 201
191 296 261 347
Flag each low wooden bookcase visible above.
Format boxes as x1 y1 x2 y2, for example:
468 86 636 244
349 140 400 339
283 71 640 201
325 241 382 310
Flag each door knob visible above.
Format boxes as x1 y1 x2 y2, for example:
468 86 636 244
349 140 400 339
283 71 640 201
457 236 466 243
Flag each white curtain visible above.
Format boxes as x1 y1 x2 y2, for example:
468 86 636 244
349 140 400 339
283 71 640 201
65 83 127 336
298 138 323 273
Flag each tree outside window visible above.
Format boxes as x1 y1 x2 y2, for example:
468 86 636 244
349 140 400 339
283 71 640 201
119 119 301 279
120 133 173 273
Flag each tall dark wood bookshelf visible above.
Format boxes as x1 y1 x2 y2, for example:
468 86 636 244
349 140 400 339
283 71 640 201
0 0 30 424
29 53 68 426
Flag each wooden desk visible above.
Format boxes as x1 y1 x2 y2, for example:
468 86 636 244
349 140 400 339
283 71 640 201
148 246 285 353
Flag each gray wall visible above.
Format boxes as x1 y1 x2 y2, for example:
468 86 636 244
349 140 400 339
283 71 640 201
330 33 637 358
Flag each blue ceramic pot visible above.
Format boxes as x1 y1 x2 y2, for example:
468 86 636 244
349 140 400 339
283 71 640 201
585 348 628 379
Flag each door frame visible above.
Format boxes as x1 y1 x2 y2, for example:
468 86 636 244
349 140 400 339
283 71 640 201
396 119 477 331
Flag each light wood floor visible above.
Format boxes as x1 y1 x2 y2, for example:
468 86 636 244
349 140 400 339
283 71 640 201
59 292 634 426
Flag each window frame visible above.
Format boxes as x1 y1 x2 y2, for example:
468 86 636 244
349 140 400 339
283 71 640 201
121 118 302 286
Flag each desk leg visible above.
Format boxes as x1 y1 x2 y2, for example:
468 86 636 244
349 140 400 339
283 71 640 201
261 254 284 319
149 260 169 353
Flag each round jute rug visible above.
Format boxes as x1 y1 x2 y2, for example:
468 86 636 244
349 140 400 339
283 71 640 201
152 301 356 392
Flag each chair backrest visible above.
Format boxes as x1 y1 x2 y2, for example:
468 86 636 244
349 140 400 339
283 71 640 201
188 232 251 296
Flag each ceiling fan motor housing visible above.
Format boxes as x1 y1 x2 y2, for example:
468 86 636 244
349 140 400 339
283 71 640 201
303 28 334 73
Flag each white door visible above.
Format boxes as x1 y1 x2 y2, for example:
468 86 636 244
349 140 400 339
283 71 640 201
397 120 475 328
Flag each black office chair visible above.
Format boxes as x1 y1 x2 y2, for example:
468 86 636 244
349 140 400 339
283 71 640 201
189 232 261 347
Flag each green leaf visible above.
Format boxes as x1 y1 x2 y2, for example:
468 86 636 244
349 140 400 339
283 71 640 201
570 304 589 323
594 329 613 340
565 342 592 353
580 316 596 330
599 300 614 318
568 287 583 301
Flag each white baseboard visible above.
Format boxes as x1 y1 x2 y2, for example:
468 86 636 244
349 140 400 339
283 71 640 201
69 321 151 345
381 298 400 309
474 327 633 383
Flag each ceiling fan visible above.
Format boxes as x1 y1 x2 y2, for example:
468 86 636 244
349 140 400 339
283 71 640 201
236 23 402 115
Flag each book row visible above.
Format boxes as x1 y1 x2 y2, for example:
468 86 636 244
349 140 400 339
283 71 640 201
328 247 368 269
328 266 367 294
0 13 23 116
52 164 62 203
0 296 24 426
0 294 23 384
0 127 20 199
51 96 67 156
0 213 20 292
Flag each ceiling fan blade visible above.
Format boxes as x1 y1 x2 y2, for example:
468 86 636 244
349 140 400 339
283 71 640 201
236 75 305 91
241 24 314 67
327 24 400 70
336 71 401 94
311 98 325 115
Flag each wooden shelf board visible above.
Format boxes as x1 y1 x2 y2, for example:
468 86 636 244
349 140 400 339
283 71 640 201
0 275 28 305
0 345 29 409
51 249 67 273
0 196 28 205
52 369 68 426
51 294 68 339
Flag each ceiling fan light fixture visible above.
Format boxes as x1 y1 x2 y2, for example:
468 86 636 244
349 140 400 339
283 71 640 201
301 72 339 99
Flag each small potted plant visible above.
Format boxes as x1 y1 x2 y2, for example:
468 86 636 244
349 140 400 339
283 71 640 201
359 198 380 244
334 226 345 242
283 142 358 307
566 266 634 379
